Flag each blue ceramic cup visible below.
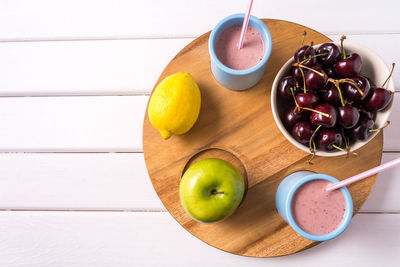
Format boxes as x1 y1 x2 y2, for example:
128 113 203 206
208 14 272 91
276 171 353 241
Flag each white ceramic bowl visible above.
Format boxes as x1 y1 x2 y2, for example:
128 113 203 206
271 42 395 157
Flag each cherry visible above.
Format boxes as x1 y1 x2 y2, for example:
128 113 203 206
294 45 317 67
292 121 314 144
364 88 393 111
305 66 328 91
283 106 304 129
317 43 341 66
335 53 362 77
278 76 298 100
310 103 337 127
320 84 342 106
296 92 319 108
335 36 362 77
338 106 360 129
317 128 343 151
323 66 337 78
349 115 374 141
291 67 306 83
359 107 376 121
344 76 370 102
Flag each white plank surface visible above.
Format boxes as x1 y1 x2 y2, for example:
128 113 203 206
0 95 398 152
0 1 399 265
0 0 399 41
0 39 188 96
0 153 163 211
0 211 398 267
0 35 398 96
0 96 147 152
0 152 397 212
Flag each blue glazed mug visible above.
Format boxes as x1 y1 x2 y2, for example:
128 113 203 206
276 171 353 241
208 14 272 91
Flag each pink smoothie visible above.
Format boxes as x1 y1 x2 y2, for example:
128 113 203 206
215 25 264 70
292 180 346 235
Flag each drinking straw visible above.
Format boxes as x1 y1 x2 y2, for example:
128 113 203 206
326 157 400 192
238 0 254 50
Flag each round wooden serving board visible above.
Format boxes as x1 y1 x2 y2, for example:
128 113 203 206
143 19 383 257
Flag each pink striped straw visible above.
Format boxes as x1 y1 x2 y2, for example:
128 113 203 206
326 157 400 192
238 0 254 50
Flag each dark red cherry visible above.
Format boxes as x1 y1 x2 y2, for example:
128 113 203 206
283 106 303 129
291 67 306 83
310 103 337 127
358 107 376 121
344 76 370 102
294 45 317 67
292 121 314 144
317 128 343 151
305 66 328 91
296 92 319 108
335 53 362 77
323 65 337 78
338 106 360 129
349 115 374 141
317 43 341 66
320 84 342 106
278 76 298 100
364 88 393 111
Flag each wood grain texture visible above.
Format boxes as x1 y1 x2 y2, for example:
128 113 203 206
143 20 383 257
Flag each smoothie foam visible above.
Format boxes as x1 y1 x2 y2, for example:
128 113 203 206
215 25 264 70
292 179 346 235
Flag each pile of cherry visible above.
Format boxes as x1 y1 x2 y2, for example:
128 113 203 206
278 34 395 157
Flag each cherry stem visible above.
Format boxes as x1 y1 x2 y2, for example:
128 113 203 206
382 63 396 88
302 42 314 60
340 35 347 59
301 31 307 46
328 78 345 107
333 144 358 156
293 63 326 78
369 120 390 132
309 125 322 153
211 190 224 195
339 78 364 96
290 87 300 109
301 107 332 118
299 68 306 93
299 53 328 65
308 140 316 165
332 144 344 151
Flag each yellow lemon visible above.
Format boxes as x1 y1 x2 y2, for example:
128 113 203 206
148 72 201 139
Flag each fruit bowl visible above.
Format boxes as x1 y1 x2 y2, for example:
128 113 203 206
271 42 395 157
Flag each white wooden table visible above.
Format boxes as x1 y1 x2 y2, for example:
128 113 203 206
0 1 399 266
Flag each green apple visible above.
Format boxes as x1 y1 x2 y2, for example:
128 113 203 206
179 158 245 223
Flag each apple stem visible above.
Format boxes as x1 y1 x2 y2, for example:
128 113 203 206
382 63 396 89
211 190 224 195
301 31 307 46
369 120 390 132
340 35 347 59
